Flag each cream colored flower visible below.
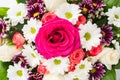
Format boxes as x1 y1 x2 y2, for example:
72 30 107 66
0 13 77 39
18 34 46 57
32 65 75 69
98 47 120 70
44 0 66 12
0 43 21 62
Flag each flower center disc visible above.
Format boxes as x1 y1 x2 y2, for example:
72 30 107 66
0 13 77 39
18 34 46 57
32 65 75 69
16 70 23 77
65 12 73 19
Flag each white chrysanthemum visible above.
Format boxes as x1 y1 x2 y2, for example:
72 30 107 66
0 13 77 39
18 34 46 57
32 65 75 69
97 47 120 70
22 45 41 68
7 63 28 80
22 18 42 43
75 60 92 73
106 6 120 27
79 21 102 50
7 3 27 26
43 57 69 75
55 3 81 24
43 74 64 80
64 70 89 80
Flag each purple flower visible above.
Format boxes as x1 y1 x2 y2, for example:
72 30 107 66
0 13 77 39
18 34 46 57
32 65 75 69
0 19 6 37
28 72 43 80
79 0 105 13
26 0 44 8
27 4 45 19
89 63 106 80
13 54 28 67
101 25 113 45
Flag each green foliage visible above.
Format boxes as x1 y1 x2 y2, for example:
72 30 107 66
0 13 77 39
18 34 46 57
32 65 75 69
102 69 116 80
16 0 28 3
113 60 120 69
67 0 82 4
0 61 12 80
0 7 9 18
103 0 120 9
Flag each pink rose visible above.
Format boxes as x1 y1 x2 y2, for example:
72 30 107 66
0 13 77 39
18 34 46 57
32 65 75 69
35 18 80 59
12 32 25 49
69 48 85 65
89 45 102 56
41 12 57 24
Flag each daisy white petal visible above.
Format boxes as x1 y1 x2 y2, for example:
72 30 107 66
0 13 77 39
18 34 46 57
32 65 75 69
7 63 28 80
22 45 42 68
43 57 69 75
7 3 27 26
79 21 102 50
55 3 81 24
106 6 120 27
22 18 42 43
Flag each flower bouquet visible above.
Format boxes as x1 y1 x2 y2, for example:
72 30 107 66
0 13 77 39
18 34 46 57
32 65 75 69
0 0 120 80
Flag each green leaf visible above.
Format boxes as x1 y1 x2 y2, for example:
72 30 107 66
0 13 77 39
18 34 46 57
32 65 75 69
0 61 11 80
102 69 116 80
113 60 120 69
0 7 9 18
16 0 28 3
103 0 120 9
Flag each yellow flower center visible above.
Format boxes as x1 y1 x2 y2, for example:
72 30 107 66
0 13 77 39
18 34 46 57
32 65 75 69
30 27 36 34
84 32 91 41
115 14 119 19
73 78 79 80
65 12 73 19
16 70 23 77
90 68 96 73
16 11 22 16
83 8 88 12
93 3 97 7
79 64 85 69
33 12 40 17
54 59 61 65
31 53 36 58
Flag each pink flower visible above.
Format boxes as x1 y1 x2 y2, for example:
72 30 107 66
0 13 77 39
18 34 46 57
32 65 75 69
37 63 48 75
69 48 85 65
89 45 102 56
35 17 80 59
41 12 57 24
12 32 25 49
75 15 86 27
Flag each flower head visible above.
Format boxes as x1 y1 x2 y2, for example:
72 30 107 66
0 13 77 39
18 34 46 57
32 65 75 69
28 72 43 80
35 17 80 59
79 21 102 50
55 3 81 24
26 0 44 8
7 3 27 26
13 54 28 68
101 25 113 45
7 63 29 80
106 6 120 27
79 0 105 14
27 4 45 19
12 32 25 49
0 19 6 37
89 63 106 80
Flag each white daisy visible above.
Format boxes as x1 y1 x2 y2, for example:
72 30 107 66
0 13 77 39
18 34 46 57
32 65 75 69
64 70 89 80
43 74 64 80
75 60 92 73
22 45 41 68
43 57 69 75
7 63 28 80
79 21 102 50
106 6 120 27
22 18 42 43
55 3 81 24
7 3 27 26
